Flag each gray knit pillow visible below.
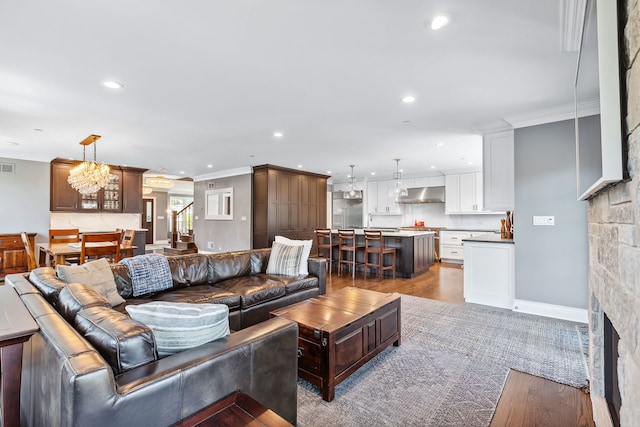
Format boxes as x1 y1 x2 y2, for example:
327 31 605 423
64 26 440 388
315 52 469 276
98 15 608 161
266 241 303 276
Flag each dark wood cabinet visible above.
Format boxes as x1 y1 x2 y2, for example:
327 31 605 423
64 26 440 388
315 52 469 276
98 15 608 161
253 164 328 249
50 159 146 213
50 161 80 211
122 169 144 213
0 233 36 280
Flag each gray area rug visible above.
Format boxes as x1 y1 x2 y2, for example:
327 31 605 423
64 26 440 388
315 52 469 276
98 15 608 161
297 295 589 427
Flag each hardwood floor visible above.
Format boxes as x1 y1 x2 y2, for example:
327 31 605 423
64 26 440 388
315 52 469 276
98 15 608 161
326 261 595 427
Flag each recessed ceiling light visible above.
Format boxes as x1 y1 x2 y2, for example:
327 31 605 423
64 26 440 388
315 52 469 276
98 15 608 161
430 165 436 169
297 165 303 168
179 171 185 174
103 81 124 89
436 142 444 147
402 96 416 103
467 162 473 165
207 164 213 168
371 172 376 175
274 132 283 138
1 141 19 147
430 15 450 30
327 171 332 174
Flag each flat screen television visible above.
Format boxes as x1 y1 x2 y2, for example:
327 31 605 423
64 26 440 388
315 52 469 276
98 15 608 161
575 0 627 200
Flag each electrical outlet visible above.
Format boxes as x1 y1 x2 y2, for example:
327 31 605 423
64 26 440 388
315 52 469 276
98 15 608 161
207 242 215 249
532 216 555 226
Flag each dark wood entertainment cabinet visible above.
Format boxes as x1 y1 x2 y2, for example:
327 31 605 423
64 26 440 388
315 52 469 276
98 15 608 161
252 164 329 250
0 232 36 280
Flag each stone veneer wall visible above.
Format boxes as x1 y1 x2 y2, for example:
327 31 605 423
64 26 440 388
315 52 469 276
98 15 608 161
587 0 640 425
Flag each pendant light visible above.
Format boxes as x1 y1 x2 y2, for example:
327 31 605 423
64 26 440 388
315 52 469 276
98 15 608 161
391 158 408 199
344 165 362 199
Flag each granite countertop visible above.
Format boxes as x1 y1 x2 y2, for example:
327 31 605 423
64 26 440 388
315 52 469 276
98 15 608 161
462 234 514 244
331 229 436 237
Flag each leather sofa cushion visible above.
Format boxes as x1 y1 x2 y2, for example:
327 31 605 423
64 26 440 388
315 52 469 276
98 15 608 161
112 264 133 299
168 254 209 288
250 249 271 274
149 285 242 310
75 306 158 375
261 274 319 295
28 267 66 306
214 276 285 309
207 252 252 285
57 283 111 327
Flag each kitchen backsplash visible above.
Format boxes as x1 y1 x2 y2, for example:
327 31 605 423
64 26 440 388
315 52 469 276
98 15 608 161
50 212 142 232
369 203 504 230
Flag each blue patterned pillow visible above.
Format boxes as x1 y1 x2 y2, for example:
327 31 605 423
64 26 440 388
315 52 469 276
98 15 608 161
119 254 173 297
125 302 229 356
266 241 303 276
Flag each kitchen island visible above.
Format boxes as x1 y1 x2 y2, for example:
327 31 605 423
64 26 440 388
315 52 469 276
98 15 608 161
331 229 435 278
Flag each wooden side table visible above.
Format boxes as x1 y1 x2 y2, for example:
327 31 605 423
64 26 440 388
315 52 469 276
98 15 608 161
174 391 293 427
0 285 38 427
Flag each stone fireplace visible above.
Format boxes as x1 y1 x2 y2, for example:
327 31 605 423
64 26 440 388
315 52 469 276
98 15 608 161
587 1 640 425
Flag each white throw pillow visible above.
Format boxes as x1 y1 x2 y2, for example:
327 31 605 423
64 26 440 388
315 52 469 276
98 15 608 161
266 241 304 276
125 302 230 356
56 258 125 307
274 235 312 275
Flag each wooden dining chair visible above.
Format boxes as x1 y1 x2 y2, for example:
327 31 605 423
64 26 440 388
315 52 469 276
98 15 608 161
20 232 38 271
121 229 136 247
48 228 81 265
80 232 122 264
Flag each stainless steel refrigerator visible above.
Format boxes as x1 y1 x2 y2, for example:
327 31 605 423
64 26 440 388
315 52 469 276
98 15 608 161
332 191 364 229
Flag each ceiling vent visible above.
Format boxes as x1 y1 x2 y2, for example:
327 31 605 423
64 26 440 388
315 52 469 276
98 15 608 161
207 183 216 189
0 162 15 174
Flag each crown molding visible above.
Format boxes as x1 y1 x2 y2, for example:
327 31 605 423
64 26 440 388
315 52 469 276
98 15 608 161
503 100 600 129
193 166 252 182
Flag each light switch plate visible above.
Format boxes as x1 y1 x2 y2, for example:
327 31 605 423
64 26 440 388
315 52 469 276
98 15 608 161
533 215 555 226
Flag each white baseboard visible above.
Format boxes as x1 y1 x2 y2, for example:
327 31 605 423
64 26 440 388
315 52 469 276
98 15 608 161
513 299 588 323
153 239 169 245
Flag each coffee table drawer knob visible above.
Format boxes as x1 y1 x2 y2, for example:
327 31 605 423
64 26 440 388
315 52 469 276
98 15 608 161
297 347 304 358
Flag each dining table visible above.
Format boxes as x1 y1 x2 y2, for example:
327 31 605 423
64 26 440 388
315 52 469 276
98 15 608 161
37 243 137 267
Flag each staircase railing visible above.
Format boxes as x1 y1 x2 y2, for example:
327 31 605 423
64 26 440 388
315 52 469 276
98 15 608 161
170 202 194 248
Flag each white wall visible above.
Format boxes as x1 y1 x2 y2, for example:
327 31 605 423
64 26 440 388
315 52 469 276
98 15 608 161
0 157 50 243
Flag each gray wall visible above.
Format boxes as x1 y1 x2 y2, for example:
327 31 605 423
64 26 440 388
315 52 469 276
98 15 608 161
514 119 588 308
0 157 50 243
193 173 252 252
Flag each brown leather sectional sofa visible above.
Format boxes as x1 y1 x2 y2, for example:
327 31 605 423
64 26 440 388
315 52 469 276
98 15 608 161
6 248 326 426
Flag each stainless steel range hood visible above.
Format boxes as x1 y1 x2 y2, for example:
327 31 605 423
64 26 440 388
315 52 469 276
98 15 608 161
397 186 445 204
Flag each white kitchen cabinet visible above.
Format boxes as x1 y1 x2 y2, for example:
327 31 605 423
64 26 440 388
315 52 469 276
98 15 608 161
428 175 445 187
332 182 348 192
439 230 469 262
373 179 400 213
483 130 514 211
445 172 482 214
366 181 378 214
463 239 515 309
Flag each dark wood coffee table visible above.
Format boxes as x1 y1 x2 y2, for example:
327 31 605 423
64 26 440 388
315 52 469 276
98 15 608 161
270 287 401 402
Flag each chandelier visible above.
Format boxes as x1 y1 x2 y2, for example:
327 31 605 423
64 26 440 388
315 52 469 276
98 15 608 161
67 134 111 195
391 158 408 199
145 175 174 189
345 165 362 199
142 185 153 195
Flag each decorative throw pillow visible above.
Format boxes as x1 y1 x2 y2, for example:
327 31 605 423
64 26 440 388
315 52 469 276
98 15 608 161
119 253 173 297
266 241 304 276
125 302 230 356
56 258 126 307
274 236 312 276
